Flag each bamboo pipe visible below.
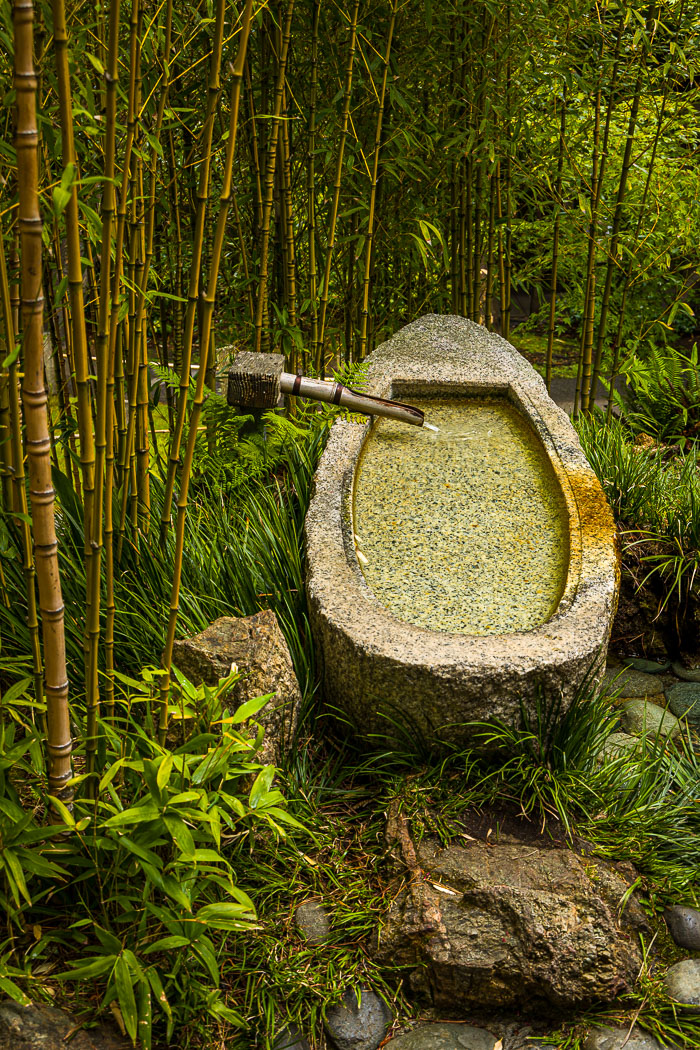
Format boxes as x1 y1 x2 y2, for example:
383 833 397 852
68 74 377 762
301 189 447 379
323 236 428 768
279 374 425 427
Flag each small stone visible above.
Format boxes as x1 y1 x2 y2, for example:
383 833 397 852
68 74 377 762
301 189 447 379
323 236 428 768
664 958 700 1011
664 906 700 950
384 1023 498 1050
295 901 331 945
666 683 700 729
583 1027 665 1050
598 731 639 761
620 699 681 741
601 668 664 698
273 1023 311 1050
624 658 671 674
0 1002 128 1050
324 990 392 1050
671 661 700 683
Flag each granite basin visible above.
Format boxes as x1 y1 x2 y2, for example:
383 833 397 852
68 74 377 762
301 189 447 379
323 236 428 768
305 315 619 748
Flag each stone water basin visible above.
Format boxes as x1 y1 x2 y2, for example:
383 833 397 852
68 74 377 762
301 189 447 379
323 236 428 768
305 315 619 748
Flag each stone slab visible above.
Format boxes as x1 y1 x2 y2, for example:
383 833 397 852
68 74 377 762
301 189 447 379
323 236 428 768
305 315 619 747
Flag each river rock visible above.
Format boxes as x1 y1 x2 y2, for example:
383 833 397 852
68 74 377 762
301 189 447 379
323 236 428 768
384 1023 498 1050
374 833 648 1013
666 683 700 729
671 661 700 683
295 901 331 945
624 658 671 674
619 699 681 741
324 990 392 1050
601 668 663 698
664 905 700 950
664 958 700 1011
170 610 302 763
582 1026 665 1050
0 1002 128 1050
599 731 639 761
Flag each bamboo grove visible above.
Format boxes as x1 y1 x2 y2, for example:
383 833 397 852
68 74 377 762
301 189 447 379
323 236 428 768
0 0 699 802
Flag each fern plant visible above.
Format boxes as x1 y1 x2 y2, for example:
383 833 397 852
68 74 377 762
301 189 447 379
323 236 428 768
615 343 700 447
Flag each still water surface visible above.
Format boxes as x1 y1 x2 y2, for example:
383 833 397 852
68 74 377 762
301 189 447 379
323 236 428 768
353 398 568 635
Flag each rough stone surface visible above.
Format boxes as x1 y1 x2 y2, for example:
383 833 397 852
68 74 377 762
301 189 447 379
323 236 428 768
295 901 331 945
305 315 619 748
667 683 700 728
0 1002 128 1050
384 1024 498 1050
273 1023 311 1050
601 668 663 698
374 830 647 1014
619 699 681 740
599 731 639 760
664 958 700 1011
323 990 392 1050
664 906 700 950
170 610 301 764
582 1027 665 1050
671 661 700 683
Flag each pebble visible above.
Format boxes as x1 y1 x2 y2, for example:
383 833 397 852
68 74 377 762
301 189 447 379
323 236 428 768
598 731 639 761
295 901 331 945
664 906 700 950
324 989 393 1050
583 1027 665 1050
601 668 664 698
666 683 700 729
664 958 700 1011
671 661 700 683
273 1023 311 1050
384 1023 499 1050
624 658 671 674
619 698 681 741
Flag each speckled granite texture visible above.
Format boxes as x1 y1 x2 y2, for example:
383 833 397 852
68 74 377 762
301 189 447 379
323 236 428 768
305 315 619 747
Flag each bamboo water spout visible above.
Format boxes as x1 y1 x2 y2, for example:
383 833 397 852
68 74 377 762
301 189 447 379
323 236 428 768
227 352 425 427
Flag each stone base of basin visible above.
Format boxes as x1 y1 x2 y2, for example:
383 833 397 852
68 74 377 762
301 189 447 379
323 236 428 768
305 315 619 748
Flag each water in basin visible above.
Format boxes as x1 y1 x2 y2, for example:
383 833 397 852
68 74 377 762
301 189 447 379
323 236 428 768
353 397 569 635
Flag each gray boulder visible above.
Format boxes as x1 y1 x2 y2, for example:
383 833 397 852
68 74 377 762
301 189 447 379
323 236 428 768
295 901 331 945
170 610 302 764
583 1026 665 1050
671 662 700 683
384 1024 498 1050
619 699 681 741
324 990 392 1050
0 1002 128 1050
374 833 648 1013
601 669 663 698
664 905 700 951
666 683 700 730
664 958 700 1011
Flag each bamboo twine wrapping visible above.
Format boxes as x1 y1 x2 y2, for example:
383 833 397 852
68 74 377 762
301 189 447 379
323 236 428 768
227 352 284 409
13 0 72 803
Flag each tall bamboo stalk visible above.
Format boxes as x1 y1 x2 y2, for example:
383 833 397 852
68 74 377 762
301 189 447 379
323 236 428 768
253 0 295 353
316 0 360 370
546 91 566 392
159 0 254 745
358 0 397 360
13 0 72 806
160 0 226 540
306 0 320 366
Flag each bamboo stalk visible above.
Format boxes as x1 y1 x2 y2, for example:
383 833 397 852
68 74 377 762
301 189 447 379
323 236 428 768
484 172 495 331
546 92 566 393
160 0 226 540
316 0 360 371
13 0 72 807
253 0 295 353
159 0 254 745
358 0 397 360
307 0 320 368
